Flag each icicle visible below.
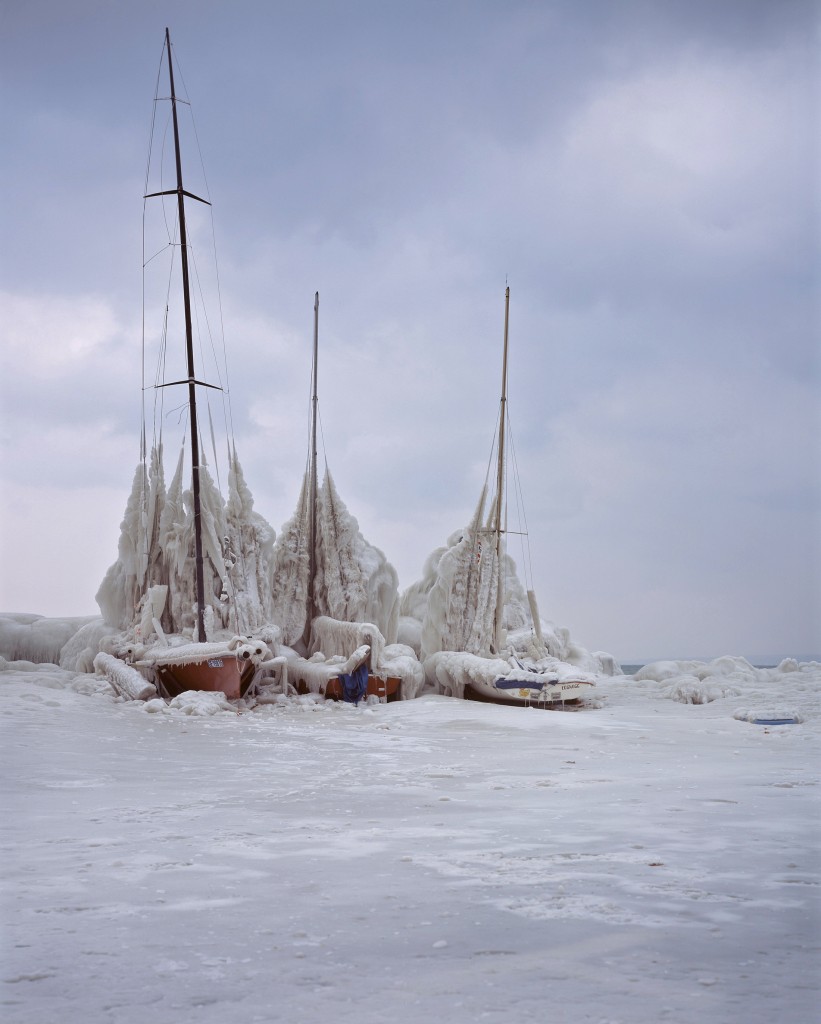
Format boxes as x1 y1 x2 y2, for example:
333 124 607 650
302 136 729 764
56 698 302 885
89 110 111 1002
527 589 544 646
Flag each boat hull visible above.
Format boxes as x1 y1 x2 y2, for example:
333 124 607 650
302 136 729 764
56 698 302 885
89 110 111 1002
294 674 402 702
156 657 257 701
323 674 401 702
465 679 593 708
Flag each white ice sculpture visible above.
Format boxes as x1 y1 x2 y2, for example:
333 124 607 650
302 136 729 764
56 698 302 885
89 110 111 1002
268 471 312 647
403 485 593 668
223 447 277 634
315 470 399 643
96 441 166 630
98 440 277 640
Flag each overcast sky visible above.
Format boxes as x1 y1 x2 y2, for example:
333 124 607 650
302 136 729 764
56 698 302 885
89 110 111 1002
1 0 818 662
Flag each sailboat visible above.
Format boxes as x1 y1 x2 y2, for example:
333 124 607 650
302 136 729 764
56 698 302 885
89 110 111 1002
96 29 273 701
404 287 596 707
267 293 422 702
95 31 419 706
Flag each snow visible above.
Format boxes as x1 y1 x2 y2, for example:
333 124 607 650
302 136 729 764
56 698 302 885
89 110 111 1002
2 653 818 1023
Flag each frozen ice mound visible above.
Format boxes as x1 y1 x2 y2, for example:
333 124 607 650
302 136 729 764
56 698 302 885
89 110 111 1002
143 690 238 716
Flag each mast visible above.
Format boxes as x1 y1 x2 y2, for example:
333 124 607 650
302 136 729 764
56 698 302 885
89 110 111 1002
307 292 319 640
167 30 206 642
145 28 214 640
493 286 510 654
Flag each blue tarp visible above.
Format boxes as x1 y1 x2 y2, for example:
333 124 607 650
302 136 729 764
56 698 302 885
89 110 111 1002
494 679 546 691
339 662 369 705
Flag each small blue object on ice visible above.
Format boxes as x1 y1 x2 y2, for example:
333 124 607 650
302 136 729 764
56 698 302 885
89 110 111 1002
752 717 799 726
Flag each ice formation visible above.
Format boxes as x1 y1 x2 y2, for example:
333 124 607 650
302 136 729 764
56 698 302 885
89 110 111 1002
416 487 501 659
268 472 312 646
93 651 157 701
315 470 399 643
634 655 821 715
89 443 410 697
272 617 425 701
403 486 573 665
0 613 99 666
310 615 386 665
272 642 373 697
144 690 238 716
97 442 278 639
400 490 617 697
95 446 162 632
223 447 278 631
270 468 400 647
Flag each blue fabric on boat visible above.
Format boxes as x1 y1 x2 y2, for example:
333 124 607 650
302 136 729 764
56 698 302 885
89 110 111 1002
340 662 369 704
494 679 545 691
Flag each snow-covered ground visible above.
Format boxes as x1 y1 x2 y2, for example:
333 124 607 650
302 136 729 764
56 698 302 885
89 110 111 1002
2 657 818 1024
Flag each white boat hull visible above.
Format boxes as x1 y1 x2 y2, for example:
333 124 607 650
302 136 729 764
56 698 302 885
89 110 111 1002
465 677 594 707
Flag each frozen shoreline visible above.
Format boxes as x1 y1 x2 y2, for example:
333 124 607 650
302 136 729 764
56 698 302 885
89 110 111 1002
2 659 819 1023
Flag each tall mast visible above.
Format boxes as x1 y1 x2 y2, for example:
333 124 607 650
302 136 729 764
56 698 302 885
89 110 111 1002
144 30 218 640
493 286 510 654
147 25 209 638
307 291 319 639
164 28 206 641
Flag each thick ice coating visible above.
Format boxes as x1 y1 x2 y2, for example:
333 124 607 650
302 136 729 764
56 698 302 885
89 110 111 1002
97 443 278 638
94 443 406 700
270 468 399 647
400 485 618 695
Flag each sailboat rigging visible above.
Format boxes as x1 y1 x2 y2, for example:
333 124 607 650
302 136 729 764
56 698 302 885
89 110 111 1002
303 291 320 648
93 29 421 706
492 286 510 655
94 28 279 702
144 27 213 645
269 293 420 702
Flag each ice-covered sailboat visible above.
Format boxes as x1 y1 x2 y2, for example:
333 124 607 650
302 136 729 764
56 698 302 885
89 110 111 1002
401 288 597 707
266 294 423 702
95 29 275 700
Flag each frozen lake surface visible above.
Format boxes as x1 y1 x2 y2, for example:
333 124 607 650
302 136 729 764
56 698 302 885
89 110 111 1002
2 661 819 1023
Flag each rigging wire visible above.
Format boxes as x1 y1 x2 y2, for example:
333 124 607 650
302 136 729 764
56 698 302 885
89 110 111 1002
143 36 237 513
506 418 537 595
138 42 166 585
172 46 237 468
136 46 167 593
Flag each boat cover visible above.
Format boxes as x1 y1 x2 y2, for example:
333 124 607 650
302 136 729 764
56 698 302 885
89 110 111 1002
494 679 547 691
339 662 369 704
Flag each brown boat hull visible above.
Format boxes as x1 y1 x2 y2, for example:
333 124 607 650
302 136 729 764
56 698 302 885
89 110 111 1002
156 656 257 701
294 674 402 702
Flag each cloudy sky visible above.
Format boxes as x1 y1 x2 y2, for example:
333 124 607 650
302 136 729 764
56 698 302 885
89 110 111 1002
1 0 818 662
